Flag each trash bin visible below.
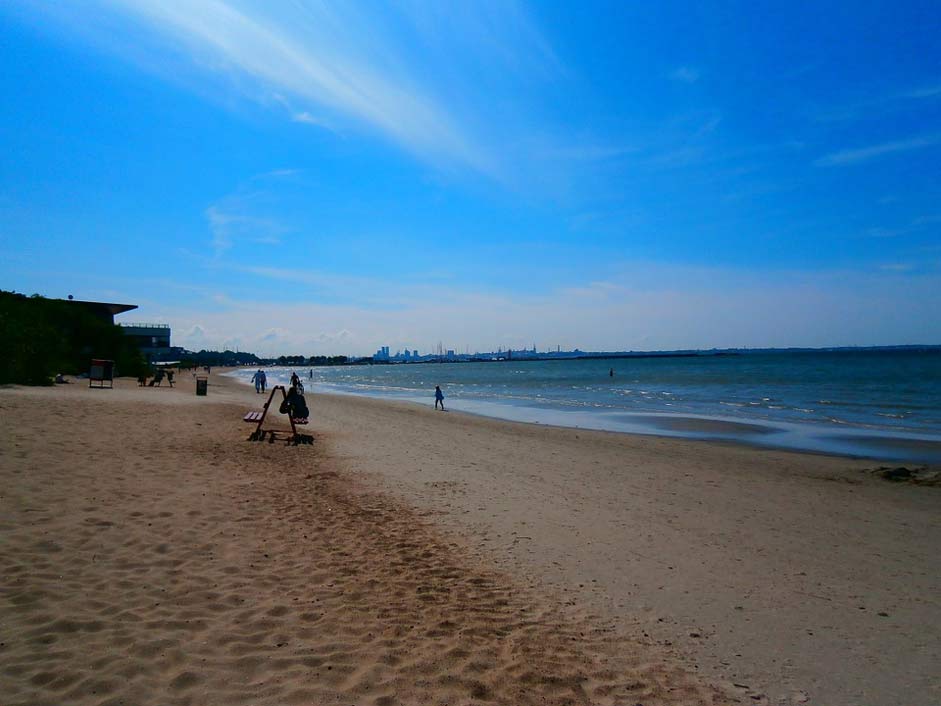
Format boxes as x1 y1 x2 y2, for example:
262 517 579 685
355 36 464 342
195 376 208 396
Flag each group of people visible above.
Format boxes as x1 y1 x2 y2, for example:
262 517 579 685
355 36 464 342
137 369 174 387
251 369 267 393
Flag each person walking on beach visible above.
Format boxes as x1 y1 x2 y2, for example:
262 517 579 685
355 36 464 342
259 369 267 393
434 385 445 411
309 369 313 380
251 369 264 393
290 371 300 388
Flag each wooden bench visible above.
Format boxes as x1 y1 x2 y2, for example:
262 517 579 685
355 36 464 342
244 386 313 445
244 410 306 424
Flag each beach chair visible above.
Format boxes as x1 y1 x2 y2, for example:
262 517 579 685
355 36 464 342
243 385 312 445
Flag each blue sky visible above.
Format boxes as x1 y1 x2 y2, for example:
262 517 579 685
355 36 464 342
1 1 939 355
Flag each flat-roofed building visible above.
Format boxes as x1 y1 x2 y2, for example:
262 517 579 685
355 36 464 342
65 298 137 324
58 297 172 362
119 322 172 361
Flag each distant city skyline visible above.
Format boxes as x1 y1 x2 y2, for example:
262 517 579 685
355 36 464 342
1 1 939 355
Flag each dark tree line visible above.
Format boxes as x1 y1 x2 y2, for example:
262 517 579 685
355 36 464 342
179 350 261 369
276 355 349 366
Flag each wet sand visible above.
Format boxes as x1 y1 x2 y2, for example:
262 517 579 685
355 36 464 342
626 414 779 436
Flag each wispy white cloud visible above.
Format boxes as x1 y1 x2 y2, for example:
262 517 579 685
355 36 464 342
264 168 300 179
205 205 287 254
20 0 539 175
903 83 941 100
813 81 941 123
291 111 332 129
220 262 472 310
392 0 562 80
204 169 313 254
865 227 908 238
122 0 494 172
525 135 638 163
815 135 941 166
670 66 701 83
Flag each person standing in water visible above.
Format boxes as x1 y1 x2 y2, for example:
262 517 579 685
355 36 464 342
434 385 445 410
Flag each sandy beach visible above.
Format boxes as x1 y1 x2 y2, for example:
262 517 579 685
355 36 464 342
2 373 938 706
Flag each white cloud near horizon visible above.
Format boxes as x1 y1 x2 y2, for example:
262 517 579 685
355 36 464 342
146 263 941 356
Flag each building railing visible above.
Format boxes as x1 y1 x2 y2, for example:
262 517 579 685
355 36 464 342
120 322 170 329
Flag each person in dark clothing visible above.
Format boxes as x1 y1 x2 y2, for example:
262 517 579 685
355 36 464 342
434 385 445 410
280 384 309 420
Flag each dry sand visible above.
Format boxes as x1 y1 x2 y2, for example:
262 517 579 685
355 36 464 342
1 372 938 706
2 375 727 706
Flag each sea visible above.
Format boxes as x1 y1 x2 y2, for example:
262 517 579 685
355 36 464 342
228 349 941 463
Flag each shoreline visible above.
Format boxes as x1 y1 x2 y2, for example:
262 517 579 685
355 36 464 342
226 369 941 464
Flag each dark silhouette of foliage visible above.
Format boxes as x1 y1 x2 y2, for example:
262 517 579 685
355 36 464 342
186 350 261 368
307 355 349 366
0 291 147 385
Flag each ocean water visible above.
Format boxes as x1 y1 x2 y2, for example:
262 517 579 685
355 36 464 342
229 350 941 463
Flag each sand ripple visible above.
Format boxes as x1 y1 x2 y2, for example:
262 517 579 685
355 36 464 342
1 384 728 705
